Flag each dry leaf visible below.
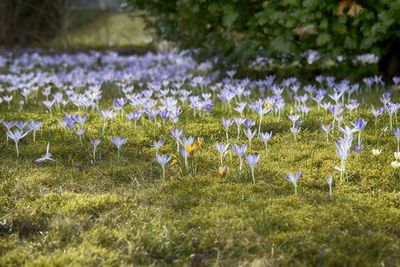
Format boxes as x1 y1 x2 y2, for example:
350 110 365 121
337 0 362 17
348 2 363 17
337 0 352 16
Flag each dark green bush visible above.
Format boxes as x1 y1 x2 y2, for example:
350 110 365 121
131 0 400 72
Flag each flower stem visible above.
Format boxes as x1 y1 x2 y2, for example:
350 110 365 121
15 141 19 157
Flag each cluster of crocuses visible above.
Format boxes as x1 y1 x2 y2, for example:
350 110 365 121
2 120 43 157
216 115 274 183
151 128 205 179
1 51 400 196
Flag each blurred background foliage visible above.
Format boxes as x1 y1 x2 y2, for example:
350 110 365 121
0 0 66 46
0 0 399 78
129 0 400 77
0 0 151 51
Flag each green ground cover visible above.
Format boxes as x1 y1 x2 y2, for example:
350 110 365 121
1 81 400 266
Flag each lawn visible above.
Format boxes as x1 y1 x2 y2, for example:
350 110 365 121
1 51 400 266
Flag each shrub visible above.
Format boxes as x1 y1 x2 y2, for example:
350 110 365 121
131 0 400 75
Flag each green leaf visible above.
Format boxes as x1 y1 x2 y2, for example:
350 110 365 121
316 32 330 46
207 3 219 15
270 36 292 53
344 36 358 49
222 5 239 28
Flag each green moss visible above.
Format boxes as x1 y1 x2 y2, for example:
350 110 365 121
1 90 400 265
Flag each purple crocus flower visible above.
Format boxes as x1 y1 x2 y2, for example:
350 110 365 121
91 139 101 146
63 114 77 130
76 128 85 136
234 102 246 116
159 109 169 122
351 118 367 130
114 98 126 109
321 123 333 143
232 144 247 171
7 129 28 156
386 103 397 130
393 76 400 86
170 128 184 152
338 125 357 138
15 121 26 130
215 143 230 165
286 170 302 195
156 153 171 167
260 131 273 156
91 139 101 160
380 92 391 105
34 143 54 164
312 94 324 110
99 109 116 135
153 139 164 154
371 106 384 132
288 114 300 127
4 95 13 108
221 117 233 143
290 127 300 142
336 137 352 161
251 102 270 136
336 136 353 182
170 128 184 140
3 121 15 142
181 135 194 149
245 153 260 184
393 128 400 152
126 112 135 123
156 154 172 179
99 109 114 120
111 136 128 160
260 131 273 144
351 118 367 146
28 120 43 142
111 136 128 150
243 119 256 129
43 100 55 112
132 110 143 127
75 128 85 144
75 114 87 126
371 107 385 118
232 144 247 156
354 144 362 155
3 121 15 131
233 117 245 140
179 147 190 172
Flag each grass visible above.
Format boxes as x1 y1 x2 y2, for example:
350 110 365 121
1 83 400 266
